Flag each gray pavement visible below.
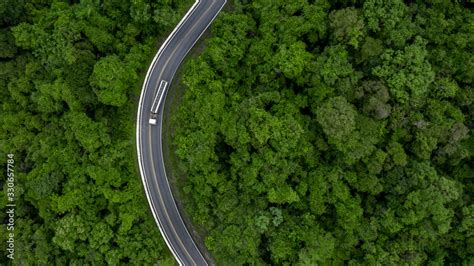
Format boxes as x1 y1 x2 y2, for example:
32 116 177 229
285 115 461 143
136 1 226 265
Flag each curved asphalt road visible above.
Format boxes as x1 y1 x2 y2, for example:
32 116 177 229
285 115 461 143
136 0 226 265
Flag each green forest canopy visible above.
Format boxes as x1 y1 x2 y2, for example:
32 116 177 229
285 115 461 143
1 0 193 264
0 0 473 265
172 0 473 265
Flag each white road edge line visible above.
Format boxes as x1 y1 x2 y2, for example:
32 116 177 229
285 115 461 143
148 2 218 264
136 1 201 265
136 0 227 265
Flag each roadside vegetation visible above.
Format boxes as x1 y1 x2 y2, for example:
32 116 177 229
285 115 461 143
0 0 192 264
173 0 473 264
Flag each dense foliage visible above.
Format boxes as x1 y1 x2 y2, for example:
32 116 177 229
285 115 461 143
174 0 473 264
0 0 192 264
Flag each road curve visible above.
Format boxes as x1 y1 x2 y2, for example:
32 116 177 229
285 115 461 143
136 0 226 265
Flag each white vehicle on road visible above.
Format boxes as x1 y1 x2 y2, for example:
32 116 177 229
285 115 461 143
149 80 168 125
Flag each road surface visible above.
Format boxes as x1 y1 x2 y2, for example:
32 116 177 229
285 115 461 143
136 0 226 265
